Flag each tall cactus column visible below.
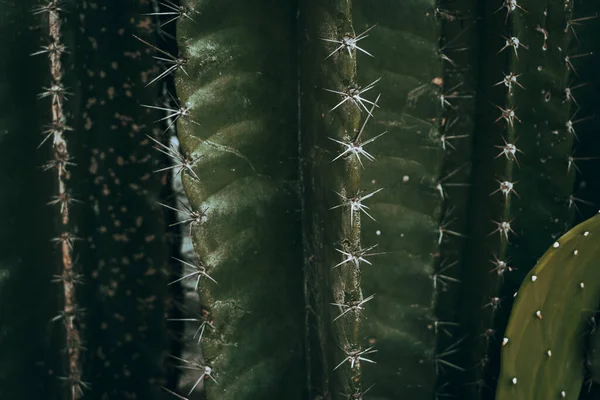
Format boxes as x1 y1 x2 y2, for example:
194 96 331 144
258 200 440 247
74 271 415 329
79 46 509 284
173 0 306 398
300 1 366 397
299 0 476 398
36 1 83 396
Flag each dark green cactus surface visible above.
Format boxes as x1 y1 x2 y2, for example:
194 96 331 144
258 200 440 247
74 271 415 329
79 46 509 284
2 0 600 399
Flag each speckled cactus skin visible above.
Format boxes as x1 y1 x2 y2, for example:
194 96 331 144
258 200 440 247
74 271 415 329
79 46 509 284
496 213 600 400
2 0 600 399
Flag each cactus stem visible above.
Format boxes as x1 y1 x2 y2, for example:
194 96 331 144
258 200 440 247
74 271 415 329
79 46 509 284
35 1 84 396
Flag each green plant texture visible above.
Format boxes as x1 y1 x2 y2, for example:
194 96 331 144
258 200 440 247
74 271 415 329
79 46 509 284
2 0 600 399
496 213 600 400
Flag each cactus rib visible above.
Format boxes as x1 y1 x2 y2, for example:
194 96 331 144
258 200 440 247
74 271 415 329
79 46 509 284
173 0 306 398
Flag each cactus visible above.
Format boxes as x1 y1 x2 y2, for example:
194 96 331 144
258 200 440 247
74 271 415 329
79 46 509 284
495 213 600 399
2 0 600 399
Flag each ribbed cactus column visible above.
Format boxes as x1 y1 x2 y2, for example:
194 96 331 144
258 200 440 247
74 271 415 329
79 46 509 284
299 0 478 397
37 1 83 397
458 1 581 398
300 1 365 397
173 1 306 398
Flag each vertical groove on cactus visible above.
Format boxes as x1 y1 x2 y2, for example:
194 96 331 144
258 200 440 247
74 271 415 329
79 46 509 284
429 1 479 396
38 1 83 397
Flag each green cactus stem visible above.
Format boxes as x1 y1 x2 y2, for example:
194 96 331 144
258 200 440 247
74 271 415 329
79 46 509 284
495 212 600 399
173 0 306 398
